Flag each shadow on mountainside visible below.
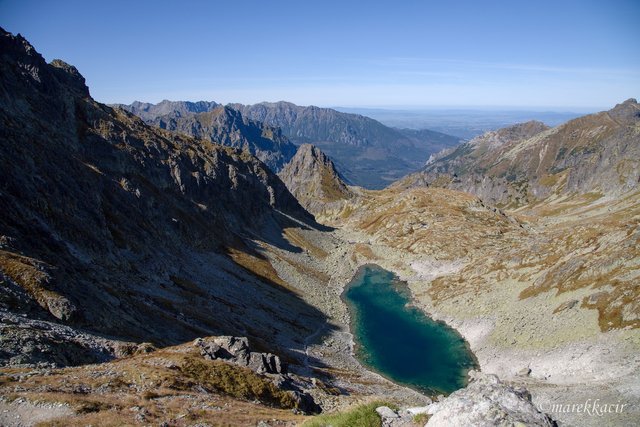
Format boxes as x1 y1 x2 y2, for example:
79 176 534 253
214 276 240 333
0 27 339 382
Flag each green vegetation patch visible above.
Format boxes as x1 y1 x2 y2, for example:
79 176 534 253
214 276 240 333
303 401 396 427
180 357 297 409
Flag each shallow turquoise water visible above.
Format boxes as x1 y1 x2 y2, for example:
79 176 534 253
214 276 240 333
343 264 477 395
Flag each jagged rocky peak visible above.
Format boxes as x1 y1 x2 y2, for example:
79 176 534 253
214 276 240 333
278 144 353 218
0 28 90 107
608 97 640 120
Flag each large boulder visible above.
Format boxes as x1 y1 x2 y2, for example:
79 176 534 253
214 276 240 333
425 371 555 426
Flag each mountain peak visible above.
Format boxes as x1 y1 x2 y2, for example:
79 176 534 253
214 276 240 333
49 59 90 97
609 98 640 121
279 144 353 218
491 120 549 142
137 104 297 172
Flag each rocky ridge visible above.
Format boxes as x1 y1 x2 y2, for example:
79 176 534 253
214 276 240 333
122 99 463 188
401 105 640 207
114 99 219 121
231 101 463 188
134 104 298 172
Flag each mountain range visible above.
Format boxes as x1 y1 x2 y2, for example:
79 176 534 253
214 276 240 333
399 101 640 207
1 27 639 427
118 99 463 188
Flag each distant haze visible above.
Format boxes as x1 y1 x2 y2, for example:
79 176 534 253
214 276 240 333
1 0 638 108
334 107 586 139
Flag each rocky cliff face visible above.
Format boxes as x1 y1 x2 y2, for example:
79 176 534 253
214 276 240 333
0 27 321 366
401 105 640 207
145 105 298 172
278 144 354 219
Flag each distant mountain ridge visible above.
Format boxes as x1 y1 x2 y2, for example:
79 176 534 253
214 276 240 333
399 100 640 207
114 99 219 121
229 101 463 188
229 101 412 148
117 100 462 188
145 105 298 172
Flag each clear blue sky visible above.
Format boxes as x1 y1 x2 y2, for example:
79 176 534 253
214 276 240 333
1 0 638 109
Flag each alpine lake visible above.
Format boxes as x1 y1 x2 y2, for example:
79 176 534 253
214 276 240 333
343 264 477 395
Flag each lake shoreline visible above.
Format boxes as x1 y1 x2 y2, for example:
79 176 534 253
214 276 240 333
342 263 477 396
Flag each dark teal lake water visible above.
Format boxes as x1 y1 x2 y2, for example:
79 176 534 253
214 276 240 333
343 264 477 395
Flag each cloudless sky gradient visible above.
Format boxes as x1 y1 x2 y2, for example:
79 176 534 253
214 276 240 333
1 0 638 109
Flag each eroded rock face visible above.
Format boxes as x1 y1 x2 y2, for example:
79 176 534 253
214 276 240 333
425 371 555 426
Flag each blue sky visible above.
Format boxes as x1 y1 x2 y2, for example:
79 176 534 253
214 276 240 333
1 0 638 109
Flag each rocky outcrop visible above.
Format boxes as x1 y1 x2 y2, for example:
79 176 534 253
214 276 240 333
146 105 298 172
194 336 320 414
401 105 640 207
278 144 354 219
375 372 555 426
424 371 555 426
195 336 286 375
0 309 150 368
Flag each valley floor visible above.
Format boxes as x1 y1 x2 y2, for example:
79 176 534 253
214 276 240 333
262 187 640 426
1 189 638 427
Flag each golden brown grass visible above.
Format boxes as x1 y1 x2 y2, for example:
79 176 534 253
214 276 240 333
0 250 68 315
2 342 306 426
226 246 297 293
341 184 639 333
284 228 329 259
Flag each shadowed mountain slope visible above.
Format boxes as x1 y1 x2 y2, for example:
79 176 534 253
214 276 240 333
0 27 325 367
